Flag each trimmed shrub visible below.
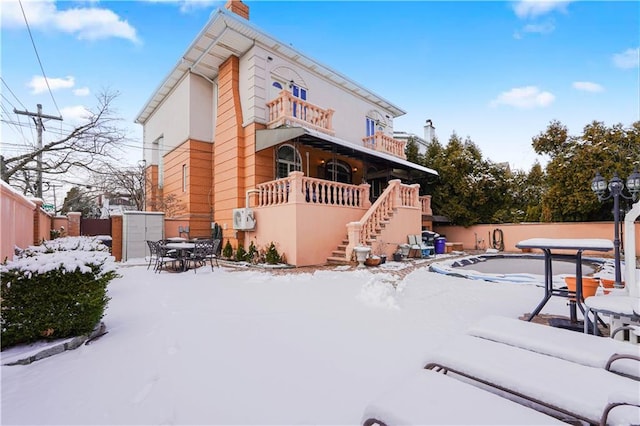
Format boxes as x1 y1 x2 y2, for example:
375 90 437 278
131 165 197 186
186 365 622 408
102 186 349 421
265 242 282 265
222 239 233 259
1 237 119 350
247 241 258 264
235 244 247 262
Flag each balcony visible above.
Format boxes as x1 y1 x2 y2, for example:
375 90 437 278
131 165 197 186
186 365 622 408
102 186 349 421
266 90 335 136
362 131 407 159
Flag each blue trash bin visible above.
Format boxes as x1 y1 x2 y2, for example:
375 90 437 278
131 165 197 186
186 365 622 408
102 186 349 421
435 237 446 254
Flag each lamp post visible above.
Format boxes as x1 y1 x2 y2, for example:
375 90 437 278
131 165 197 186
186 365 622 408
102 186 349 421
591 167 640 288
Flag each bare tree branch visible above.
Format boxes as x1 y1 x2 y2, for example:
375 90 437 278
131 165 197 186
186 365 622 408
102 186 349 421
1 91 131 195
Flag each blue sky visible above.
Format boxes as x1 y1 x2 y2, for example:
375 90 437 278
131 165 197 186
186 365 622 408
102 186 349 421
2 0 639 175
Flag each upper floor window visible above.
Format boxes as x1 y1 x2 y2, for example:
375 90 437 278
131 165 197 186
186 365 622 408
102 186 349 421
366 117 376 137
276 144 302 179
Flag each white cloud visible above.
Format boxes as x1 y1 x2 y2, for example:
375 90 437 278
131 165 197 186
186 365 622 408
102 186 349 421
612 48 640 69
1 0 139 44
572 81 604 93
73 87 91 96
60 105 91 123
490 86 555 109
513 0 572 19
28 76 75 94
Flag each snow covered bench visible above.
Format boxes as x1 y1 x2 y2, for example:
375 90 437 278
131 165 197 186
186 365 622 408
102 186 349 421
467 315 640 380
361 369 564 425
423 335 640 425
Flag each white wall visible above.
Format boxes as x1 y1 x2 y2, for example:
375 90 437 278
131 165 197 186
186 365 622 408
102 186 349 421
240 44 399 145
189 74 215 143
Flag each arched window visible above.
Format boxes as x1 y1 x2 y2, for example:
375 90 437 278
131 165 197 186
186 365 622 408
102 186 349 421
325 160 352 184
276 144 302 178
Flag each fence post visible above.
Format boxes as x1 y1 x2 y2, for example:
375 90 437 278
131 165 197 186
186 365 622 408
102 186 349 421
67 212 81 237
110 214 123 261
32 199 43 245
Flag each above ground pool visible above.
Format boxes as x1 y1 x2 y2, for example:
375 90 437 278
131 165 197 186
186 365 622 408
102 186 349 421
429 253 605 286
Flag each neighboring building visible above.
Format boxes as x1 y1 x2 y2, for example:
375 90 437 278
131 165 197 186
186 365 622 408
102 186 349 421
393 119 436 156
135 0 438 266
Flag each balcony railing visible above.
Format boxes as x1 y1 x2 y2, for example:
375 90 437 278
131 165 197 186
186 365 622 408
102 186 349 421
419 195 433 215
254 171 370 209
362 131 407 159
266 90 335 136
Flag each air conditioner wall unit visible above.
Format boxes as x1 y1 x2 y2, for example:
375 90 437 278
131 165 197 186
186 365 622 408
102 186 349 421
232 208 256 230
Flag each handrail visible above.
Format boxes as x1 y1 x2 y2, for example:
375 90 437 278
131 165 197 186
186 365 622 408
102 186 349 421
266 90 335 135
254 172 369 209
356 181 398 245
362 131 407 159
346 180 420 259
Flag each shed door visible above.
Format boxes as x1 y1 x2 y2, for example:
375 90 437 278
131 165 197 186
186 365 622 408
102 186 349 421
125 214 147 260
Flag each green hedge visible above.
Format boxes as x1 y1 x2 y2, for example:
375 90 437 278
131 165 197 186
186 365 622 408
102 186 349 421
1 237 119 350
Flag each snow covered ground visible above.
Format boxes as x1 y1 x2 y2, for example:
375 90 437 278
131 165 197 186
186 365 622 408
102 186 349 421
0 261 623 424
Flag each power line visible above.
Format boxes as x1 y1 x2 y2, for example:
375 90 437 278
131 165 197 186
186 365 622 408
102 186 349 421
17 0 62 117
0 78 28 111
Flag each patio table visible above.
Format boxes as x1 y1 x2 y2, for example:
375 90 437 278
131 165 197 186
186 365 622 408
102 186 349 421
166 237 187 242
164 242 195 272
515 238 613 327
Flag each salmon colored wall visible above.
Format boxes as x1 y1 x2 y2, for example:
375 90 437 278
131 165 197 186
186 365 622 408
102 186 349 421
434 222 640 257
248 203 367 266
1 182 36 261
163 140 190 217
33 200 52 244
214 56 245 246
52 217 68 233
375 206 423 258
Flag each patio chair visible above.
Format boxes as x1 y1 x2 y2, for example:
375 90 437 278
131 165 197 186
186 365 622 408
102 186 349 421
146 240 159 270
186 239 220 272
467 315 640 380
422 334 640 425
407 235 422 258
155 243 179 273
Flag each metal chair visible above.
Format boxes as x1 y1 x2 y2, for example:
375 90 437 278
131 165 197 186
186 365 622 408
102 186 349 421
186 239 220 272
146 240 160 270
155 243 179 273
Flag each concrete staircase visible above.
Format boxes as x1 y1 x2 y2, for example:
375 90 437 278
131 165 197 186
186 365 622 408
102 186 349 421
326 213 393 265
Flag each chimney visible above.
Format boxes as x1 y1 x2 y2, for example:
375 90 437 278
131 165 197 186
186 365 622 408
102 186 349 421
225 0 249 20
424 119 435 143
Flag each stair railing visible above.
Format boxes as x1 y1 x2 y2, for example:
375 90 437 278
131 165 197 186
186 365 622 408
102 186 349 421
346 180 402 260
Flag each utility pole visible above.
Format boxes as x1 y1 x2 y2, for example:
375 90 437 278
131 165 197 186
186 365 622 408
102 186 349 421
13 104 62 198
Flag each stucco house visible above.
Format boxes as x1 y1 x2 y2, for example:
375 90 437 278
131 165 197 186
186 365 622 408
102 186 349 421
135 0 437 266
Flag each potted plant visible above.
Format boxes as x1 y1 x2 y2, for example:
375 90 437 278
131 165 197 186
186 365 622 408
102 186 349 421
364 255 381 267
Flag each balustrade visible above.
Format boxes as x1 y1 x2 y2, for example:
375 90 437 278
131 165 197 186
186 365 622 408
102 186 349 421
362 131 407 159
254 172 368 209
266 90 334 135
347 180 419 255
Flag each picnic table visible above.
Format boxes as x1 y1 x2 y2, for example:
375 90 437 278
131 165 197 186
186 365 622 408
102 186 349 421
515 238 613 326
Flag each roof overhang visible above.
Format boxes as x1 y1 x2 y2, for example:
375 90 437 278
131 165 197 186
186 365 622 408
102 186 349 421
135 8 406 125
256 127 438 176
